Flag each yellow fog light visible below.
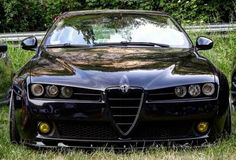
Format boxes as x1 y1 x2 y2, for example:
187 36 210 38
197 122 209 133
38 122 51 134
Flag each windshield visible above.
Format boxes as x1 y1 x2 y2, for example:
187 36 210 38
44 13 192 48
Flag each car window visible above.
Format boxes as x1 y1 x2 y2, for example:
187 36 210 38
44 14 191 48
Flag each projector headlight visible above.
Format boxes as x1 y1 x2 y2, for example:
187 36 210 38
188 85 201 97
46 85 59 97
31 84 44 97
61 87 73 98
175 86 187 97
202 83 215 96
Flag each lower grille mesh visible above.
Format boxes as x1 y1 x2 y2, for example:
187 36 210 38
55 121 194 140
56 122 117 140
132 122 193 139
106 87 143 134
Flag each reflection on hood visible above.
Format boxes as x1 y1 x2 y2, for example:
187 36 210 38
29 47 215 90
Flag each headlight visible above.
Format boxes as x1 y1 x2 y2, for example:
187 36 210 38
46 85 59 97
202 83 215 96
188 85 201 97
61 87 73 98
31 84 44 97
175 86 187 97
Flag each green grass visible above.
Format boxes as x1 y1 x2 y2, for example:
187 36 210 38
0 32 236 159
7 46 34 71
189 32 236 81
1 106 236 160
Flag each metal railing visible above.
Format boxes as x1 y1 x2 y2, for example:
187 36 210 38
0 31 45 42
0 24 235 43
184 23 236 32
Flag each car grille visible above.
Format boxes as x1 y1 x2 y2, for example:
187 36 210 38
56 122 117 139
106 87 143 134
147 88 175 101
55 121 194 140
73 88 102 101
131 121 194 139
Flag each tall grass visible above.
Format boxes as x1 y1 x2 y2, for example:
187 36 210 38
7 46 34 71
0 32 236 159
189 32 236 81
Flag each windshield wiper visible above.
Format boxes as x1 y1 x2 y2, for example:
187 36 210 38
46 42 170 48
46 43 91 48
94 41 170 48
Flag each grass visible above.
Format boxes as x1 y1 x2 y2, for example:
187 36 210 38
189 32 236 81
7 46 34 71
0 32 236 159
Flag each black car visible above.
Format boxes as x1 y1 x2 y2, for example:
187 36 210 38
0 44 13 105
232 56 236 107
9 10 231 148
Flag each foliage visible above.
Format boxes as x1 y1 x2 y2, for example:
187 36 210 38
7 46 34 70
83 0 162 10
0 0 235 32
0 56 11 94
161 0 236 24
2 0 45 32
190 32 236 82
43 0 83 26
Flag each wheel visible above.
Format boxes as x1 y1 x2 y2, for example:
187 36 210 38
223 106 232 136
9 91 21 144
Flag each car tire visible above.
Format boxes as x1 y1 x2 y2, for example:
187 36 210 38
9 91 21 144
223 107 232 136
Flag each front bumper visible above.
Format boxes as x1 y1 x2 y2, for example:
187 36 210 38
16 96 220 148
25 134 209 149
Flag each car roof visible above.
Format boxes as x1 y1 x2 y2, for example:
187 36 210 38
61 10 169 18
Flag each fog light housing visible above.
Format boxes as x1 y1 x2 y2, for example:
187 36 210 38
31 84 44 97
61 86 73 98
202 83 215 96
46 85 59 97
197 122 209 133
38 122 51 134
188 85 201 97
175 86 187 97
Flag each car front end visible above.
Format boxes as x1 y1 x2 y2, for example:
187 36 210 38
10 10 230 149
26 84 220 149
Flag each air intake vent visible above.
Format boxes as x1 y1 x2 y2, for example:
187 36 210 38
106 87 143 135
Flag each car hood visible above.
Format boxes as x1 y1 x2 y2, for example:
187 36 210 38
29 47 216 90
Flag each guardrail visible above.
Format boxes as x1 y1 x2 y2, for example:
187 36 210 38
0 31 45 42
0 24 235 43
184 23 236 32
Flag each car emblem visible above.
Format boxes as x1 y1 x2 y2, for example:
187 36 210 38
119 75 130 93
120 84 129 93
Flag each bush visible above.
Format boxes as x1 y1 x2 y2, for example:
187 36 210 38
161 0 236 24
43 0 83 27
0 0 235 32
2 0 46 32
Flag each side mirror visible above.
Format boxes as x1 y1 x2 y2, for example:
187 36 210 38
21 36 37 51
0 44 7 52
196 37 213 50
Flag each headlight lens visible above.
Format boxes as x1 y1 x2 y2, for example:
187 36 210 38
31 84 44 97
61 87 73 98
188 85 201 97
46 85 59 97
202 83 215 96
175 86 187 97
